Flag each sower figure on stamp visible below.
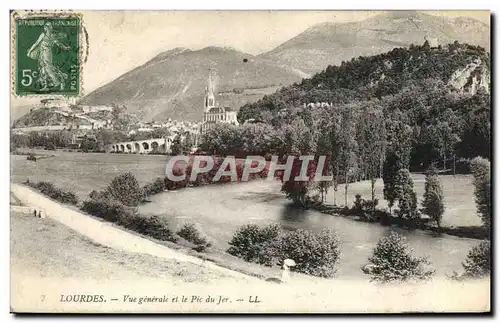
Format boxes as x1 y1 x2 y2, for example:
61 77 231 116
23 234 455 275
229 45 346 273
27 22 70 91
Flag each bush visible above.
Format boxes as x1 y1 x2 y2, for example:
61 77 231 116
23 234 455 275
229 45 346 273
122 214 176 242
142 177 166 197
362 231 435 282
81 197 135 223
462 241 490 278
165 168 188 190
262 228 341 278
106 172 143 206
227 223 281 263
352 194 379 219
81 196 176 242
27 181 78 205
177 223 212 252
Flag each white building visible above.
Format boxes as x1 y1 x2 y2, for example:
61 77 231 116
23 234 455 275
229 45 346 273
201 69 239 134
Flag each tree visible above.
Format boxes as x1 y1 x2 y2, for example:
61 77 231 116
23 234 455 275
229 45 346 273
382 152 399 214
425 109 462 171
315 118 332 203
358 107 386 211
279 157 317 207
324 109 342 206
106 172 143 207
461 241 490 278
422 165 445 228
170 134 183 156
183 132 194 154
338 105 358 207
361 231 435 282
80 135 98 152
383 119 412 213
470 157 491 227
394 169 419 221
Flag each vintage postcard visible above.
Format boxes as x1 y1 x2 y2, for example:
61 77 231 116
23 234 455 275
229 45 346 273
10 10 491 313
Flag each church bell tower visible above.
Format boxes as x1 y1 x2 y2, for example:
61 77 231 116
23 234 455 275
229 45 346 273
204 68 216 113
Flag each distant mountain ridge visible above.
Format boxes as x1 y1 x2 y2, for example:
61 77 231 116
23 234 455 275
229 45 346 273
16 11 490 124
259 11 490 76
78 46 303 122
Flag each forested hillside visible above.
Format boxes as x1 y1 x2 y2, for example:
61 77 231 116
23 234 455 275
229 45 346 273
238 42 490 124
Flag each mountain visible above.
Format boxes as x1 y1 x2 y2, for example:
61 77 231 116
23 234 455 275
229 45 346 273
79 46 303 122
238 42 491 123
259 11 490 76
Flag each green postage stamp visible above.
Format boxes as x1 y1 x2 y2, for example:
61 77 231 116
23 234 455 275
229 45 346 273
14 14 80 96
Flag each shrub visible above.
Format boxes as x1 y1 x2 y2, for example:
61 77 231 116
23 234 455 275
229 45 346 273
462 241 490 278
122 214 176 242
352 194 379 219
27 181 78 205
362 231 435 283
106 172 143 206
177 223 212 251
142 177 166 197
165 168 187 190
262 228 341 278
59 190 79 205
81 196 176 242
227 223 281 263
81 197 135 223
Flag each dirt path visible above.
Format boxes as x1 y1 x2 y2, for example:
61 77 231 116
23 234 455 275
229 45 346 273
10 183 257 282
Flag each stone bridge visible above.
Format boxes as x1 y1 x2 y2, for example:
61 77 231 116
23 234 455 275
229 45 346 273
108 137 173 154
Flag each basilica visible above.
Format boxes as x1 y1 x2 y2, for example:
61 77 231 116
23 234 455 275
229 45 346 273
201 70 239 134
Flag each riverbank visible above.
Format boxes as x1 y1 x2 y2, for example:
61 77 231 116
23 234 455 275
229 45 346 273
9 198 490 313
311 203 489 240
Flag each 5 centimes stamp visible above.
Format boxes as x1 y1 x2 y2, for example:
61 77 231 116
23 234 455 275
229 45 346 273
14 15 80 96
9 10 491 314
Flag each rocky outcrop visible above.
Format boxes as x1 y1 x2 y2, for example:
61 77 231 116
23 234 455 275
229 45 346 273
448 58 490 94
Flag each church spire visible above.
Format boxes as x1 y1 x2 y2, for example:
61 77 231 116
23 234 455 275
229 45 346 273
204 68 216 112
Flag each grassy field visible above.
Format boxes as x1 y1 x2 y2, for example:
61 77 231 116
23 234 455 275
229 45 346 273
11 151 170 202
10 212 244 283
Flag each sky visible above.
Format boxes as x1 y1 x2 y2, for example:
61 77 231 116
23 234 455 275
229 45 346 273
10 10 490 117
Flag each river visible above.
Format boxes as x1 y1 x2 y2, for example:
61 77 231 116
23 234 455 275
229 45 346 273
11 151 483 279
139 179 482 279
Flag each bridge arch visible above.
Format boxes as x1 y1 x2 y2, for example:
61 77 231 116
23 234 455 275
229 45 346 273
126 143 132 152
151 141 159 152
120 144 125 152
135 142 141 153
142 142 150 150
